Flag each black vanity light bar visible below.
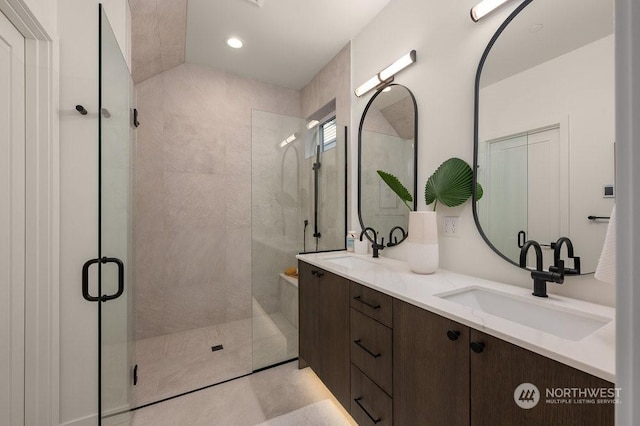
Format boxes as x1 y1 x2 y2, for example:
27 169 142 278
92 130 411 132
354 50 416 97
471 0 513 22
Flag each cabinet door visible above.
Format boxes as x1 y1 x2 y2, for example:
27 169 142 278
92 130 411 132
317 269 351 409
393 299 470 426
298 261 319 371
469 330 614 426
298 262 351 410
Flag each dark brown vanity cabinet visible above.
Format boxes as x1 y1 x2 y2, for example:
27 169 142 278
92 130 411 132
299 262 614 425
393 299 470 426
393 298 614 426
350 281 394 424
351 366 393 426
298 261 350 409
469 330 614 426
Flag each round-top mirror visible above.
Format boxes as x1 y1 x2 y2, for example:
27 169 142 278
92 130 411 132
358 84 417 247
473 0 614 273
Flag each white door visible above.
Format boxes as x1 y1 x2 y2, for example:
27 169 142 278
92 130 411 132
487 135 529 260
485 126 561 266
526 127 561 266
0 9 25 426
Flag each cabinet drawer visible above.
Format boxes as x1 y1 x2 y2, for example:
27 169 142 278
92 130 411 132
350 281 393 328
351 365 392 426
350 308 393 395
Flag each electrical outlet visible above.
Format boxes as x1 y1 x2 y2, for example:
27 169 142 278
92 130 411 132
442 216 460 237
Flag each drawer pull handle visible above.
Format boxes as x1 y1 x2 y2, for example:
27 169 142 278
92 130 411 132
354 397 381 424
447 330 460 341
353 295 381 310
354 339 381 358
311 270 324 277
470 341 485 353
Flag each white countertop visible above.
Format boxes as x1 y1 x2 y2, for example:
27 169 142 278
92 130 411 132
297 251 615 382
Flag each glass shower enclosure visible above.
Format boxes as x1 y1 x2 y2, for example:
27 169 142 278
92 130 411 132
251 111 347 371
96 5 135 425
95 2 347 411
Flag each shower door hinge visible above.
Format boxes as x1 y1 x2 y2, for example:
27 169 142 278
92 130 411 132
133 364 138 386
132 108 140 128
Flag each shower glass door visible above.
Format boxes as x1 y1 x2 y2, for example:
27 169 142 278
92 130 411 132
99 5 135 425
251 111 346 371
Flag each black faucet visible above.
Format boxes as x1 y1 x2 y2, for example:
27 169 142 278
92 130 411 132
519 240 564 298
387 226 407 247
360 227 385 258
549 237 581 275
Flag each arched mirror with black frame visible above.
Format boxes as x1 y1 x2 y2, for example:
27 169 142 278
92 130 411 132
358 84 418 248
472 0 614 274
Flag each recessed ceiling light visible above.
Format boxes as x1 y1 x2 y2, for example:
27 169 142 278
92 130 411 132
227 37 244 49
528 24 544 33
243 0 265 7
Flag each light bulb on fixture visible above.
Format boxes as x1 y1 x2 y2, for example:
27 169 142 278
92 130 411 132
227 37 244 49
470 0 511 22
379 51 416 81
354 75 383 97
354 50 416 97
382 87 392 93
279 133 297 148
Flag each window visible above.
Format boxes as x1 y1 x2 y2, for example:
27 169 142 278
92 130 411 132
320 116 337 152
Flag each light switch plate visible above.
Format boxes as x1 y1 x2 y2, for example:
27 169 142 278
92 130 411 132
603 184 615 198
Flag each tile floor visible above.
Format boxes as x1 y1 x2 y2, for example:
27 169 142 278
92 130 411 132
134 298 298 407
133 318 253 407
130 361 356 426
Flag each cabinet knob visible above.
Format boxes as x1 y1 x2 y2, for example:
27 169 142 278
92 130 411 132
447 330 460 341
470 341 485 353
311 270 324 277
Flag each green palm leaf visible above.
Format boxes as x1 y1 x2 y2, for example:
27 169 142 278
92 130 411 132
424 158 483 210
377 170 413 210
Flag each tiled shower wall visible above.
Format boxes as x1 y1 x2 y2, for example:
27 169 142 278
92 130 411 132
134 40 350 341
135 63 301 340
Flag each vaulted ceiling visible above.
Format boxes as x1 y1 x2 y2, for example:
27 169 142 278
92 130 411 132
130 0 390 88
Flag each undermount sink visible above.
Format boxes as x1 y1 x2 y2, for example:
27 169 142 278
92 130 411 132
324 256 374 269
437 287 611 341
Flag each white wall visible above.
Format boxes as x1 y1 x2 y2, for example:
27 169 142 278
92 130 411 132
22 0 57 35
351 0 614 306
615 0 640 423
58 1 130 424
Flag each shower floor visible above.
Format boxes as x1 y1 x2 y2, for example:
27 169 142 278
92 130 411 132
133 300 298 407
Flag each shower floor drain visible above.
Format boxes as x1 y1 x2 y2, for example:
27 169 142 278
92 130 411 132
211 344 224 352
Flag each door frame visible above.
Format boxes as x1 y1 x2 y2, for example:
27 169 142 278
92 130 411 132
0 1 59 424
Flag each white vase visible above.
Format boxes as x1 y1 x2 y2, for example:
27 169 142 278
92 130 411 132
407 211 439 274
